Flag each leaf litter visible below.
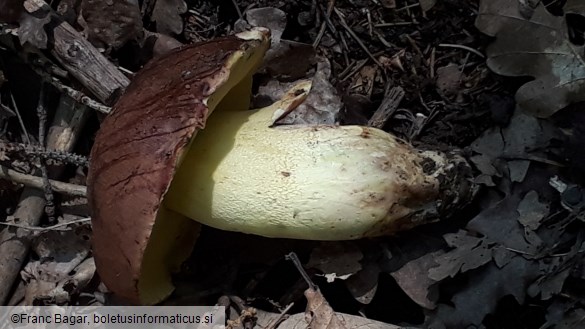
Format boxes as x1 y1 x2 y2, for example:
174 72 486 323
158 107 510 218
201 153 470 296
476 0 585 118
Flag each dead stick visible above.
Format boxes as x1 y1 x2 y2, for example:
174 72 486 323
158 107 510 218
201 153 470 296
367 86 405 129
333 8 382 70
25 0 129 104
0 97 90 304
37 83 56 223
0 165 87 197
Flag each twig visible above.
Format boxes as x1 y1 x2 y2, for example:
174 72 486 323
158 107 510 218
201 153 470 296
36 83 56 223
285 252 317 291
1 33 112 114
24 0 130 104
9 93 31 145
438 43 485 58
429 47 436 79
230 0 243 19
396 3 420 11
312 0 336 48
0 217 91 232
340 58 368 82
0 140 89 167
368 86 405 128
0 102 15 116
365 9 373 36
337 59 357 80
0 64 91 305
374 30 394 49
0 165 87 197
338 31 350 67
49 77 111 114
374 21 417 27
405 34 423 58
264 303 294 329
333 8 383 70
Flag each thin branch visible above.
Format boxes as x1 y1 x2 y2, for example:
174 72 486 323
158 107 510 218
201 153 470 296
0 140 89 167
333 8 383 70
368 86 405 128
0 165 87 197
438 43 485 58
49 77 111 114
0 217 91 232
312 0 336 48
231 0 243 19
36 83 56 222
9 93 31 144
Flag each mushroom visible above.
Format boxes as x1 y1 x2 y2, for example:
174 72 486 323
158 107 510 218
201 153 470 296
88 27 475 305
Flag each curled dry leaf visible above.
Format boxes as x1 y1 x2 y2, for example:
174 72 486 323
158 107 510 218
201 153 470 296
305 288 347 329
259 58 342 125
152 0 187 35
81 0 143 50
476 0 585 117
240 7 287 63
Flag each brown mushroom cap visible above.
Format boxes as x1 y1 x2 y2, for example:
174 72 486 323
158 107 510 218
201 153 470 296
87 28 270 304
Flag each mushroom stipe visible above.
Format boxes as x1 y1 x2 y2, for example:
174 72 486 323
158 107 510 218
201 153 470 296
88 27 476 305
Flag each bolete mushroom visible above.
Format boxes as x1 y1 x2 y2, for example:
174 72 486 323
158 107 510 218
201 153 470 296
88 27 475 305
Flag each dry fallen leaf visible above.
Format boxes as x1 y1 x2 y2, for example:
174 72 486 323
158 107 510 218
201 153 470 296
350 65 378 98
390 251 443 310
17 11 50 49
152 0 187 35
258 58 341 125
429 256 540 327
81 0 143 50
345 262 380 304
562 0 585 15
517 190 549 231
428 230 492 281
435 63 461 96
21 227 93 304
245 7 286 46
419 0 436 12
304 288 347 329
269 312 412 329
238 6 316 79
476 0 585 117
